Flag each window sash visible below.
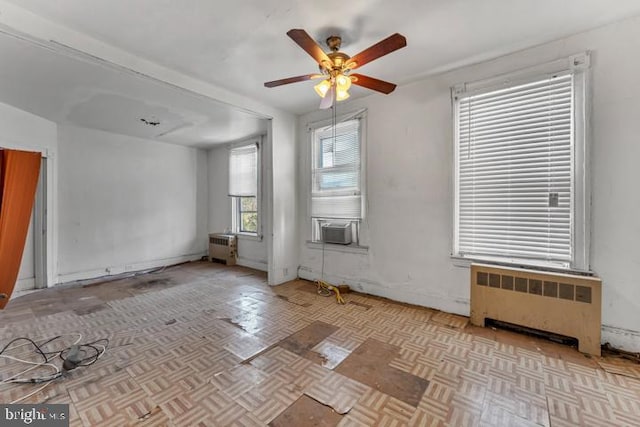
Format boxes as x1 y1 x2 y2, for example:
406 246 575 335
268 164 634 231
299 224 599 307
229 141 260 235
229 144 257 197
311 119 362 219
237 196 258 234
454 73 575 267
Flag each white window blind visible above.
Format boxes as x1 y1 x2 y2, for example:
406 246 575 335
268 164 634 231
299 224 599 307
455 73 574 266
311 119 361 219
229 144 257 197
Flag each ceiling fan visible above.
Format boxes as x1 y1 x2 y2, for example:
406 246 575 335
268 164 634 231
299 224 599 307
264 29 407 108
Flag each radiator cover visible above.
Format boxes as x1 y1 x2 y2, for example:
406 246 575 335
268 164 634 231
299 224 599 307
208 233 236 265
470 263 602 356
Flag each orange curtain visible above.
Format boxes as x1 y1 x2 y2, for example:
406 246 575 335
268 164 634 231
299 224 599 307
0 149 41 309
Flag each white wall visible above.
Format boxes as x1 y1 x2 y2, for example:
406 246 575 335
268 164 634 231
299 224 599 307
0 101 57 151
56 125 208 281
204 113 298 284
297 15 640 351
269 116 299 284
208 142 268 271
0 101 57 288
208 145 231 233
0 1 299 289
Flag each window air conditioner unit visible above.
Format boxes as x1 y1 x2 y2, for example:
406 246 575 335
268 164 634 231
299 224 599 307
321 223 352 245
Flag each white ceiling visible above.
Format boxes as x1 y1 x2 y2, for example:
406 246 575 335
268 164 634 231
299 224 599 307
0 33 268 147
1 1 640 147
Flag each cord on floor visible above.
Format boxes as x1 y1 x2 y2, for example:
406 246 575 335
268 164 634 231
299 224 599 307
0 334 109 403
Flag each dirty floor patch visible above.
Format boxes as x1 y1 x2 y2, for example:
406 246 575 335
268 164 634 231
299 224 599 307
335 338 429 407
269 395 343 427
278 320 339 357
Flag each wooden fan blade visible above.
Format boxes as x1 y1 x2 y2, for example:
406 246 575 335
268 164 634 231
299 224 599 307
287 29 331 67
351 74 397 94
346 33 406 70
264 74 323 88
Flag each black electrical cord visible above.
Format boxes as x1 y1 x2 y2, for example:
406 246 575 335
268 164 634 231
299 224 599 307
0 337 50 364
0 335 109 383
58 339 109 369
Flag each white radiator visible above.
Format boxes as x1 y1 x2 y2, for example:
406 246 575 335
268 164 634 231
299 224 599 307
208 233 236 265
470 263 602 356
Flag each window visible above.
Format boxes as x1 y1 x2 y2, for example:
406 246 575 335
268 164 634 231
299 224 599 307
236 196 257 233
310 117 364 243
453 55 589 270
229 142 259 235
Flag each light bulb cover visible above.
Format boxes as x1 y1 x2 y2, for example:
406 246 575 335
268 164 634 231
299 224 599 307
335 74 352 91
336 89 350 101
314 79 332 98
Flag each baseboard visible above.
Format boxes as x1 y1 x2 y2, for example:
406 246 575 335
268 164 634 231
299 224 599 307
56 252 207 285
602 324 640 353
297 265 470 316
15 277 35 292
299 266 640 352
267 267 298 286
236 257 268 272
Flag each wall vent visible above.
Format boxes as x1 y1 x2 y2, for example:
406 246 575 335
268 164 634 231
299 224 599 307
208 233 236 265
470 263 602 355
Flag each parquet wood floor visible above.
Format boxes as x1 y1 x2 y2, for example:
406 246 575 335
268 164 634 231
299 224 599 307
1 262 638 426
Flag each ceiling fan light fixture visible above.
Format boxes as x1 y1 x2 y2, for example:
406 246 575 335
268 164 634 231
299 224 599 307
335 73 352 91
265 29 406 108
314 79 332 98
336 89 350 101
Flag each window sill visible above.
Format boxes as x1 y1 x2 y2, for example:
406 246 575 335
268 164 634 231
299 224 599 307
306 241 368 254
450 255 593 276
235 233 262 242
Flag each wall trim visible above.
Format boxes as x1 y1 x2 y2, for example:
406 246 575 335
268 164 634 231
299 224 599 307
236 257 268 272
601 324 640 353
15 277 35 292
305 241 369 254
300 267 639 351
56 252 206 284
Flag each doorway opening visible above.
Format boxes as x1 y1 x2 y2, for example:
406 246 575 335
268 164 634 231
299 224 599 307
15 157 47 292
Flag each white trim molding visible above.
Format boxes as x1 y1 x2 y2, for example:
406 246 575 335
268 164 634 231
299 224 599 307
601 325 640 353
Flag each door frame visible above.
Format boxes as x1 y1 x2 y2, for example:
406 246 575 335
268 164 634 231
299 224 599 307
33 158 47 289
1 144 54 289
